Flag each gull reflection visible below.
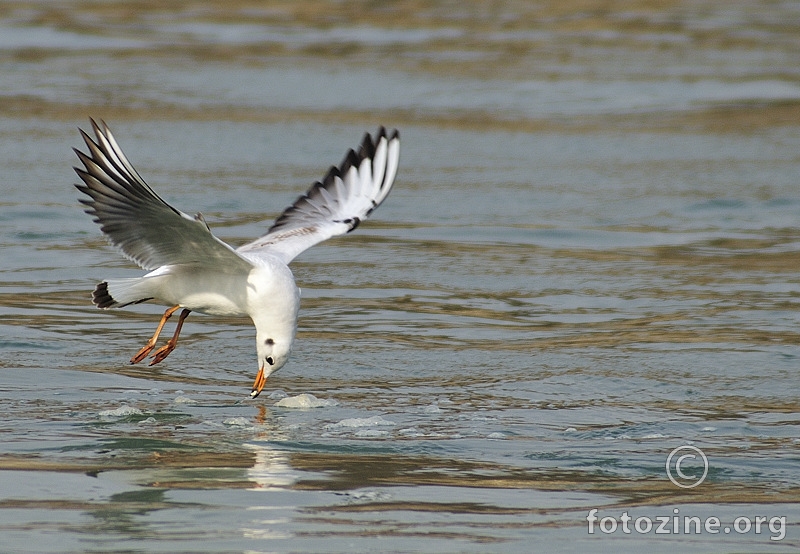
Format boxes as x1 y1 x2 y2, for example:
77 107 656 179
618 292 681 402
244 442 299 490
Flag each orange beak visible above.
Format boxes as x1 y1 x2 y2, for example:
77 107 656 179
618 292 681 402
250 365 267 398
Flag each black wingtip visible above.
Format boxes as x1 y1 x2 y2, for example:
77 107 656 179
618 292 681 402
92 281 116 309
341 148 360 173
77 127 96 151
89 117 102 136
265 126 400 236
83 118 112 146
374 126 399 141
359 133 374 159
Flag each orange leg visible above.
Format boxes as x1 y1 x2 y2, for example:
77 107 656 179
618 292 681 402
149 308 191 366
130 305 182 364
250 365 267 398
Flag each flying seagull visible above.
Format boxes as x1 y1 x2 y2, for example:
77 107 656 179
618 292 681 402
74 120 400 397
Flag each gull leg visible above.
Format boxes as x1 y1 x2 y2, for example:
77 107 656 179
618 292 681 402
250 365 267 398
130 305 181 364
149 308 191 366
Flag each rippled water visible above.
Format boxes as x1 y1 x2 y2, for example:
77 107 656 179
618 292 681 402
1 1 800 552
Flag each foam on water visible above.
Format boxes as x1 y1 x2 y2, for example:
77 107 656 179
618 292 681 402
274 393 338 409
97 405 143 419
223 417 252 427
324 415 397 429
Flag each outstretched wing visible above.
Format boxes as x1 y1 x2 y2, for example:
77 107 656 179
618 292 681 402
74 119 252 273
237 127 400 264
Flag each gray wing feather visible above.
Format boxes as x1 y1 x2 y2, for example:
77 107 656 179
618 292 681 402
237 127 400 264
74 119 252 272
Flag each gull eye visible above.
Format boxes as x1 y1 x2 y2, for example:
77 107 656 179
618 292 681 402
266 357 275 366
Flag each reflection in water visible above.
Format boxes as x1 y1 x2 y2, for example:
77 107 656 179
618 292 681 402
245 442 299 491
87 488 169 540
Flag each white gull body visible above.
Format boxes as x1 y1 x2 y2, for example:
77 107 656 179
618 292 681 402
74 120 400 397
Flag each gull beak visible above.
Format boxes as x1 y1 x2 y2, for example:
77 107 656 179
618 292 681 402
250 365 268 398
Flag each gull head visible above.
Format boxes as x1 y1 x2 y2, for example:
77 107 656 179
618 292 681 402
259 333 292 376
246 263 300 398
248 315 297 399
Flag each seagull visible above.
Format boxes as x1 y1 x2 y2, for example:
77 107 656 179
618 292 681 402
74 120 399 398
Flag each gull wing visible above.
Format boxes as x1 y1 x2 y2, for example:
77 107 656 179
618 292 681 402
237 127 400 265
74 119 252 273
